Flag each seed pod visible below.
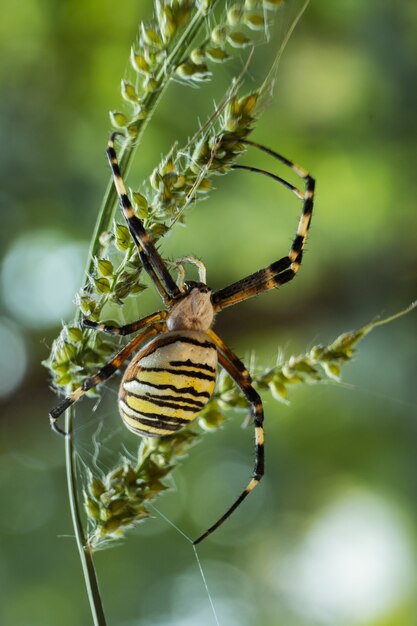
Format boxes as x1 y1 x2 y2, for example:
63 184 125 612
93 277 111 294
140 23 162 48
109 111 128 128
191 137 211 165
131 282 147 295
124 464 138 486
114 224 131 251
121 80 139 103
101 518 124 535
243 12 265 30
225 96 240 121
268 380 289 403
322 362 341 381
59 341 77 362
211 25 228 46
227 4 243 26
85 497 101 521
50 361 70 375
67 327 83 343
144 76 158 93
132 192 149 218
126 120 141 140
157 4 177 42
310 345 325 361
99 230 113 247
160 159 176 175
288 356 320 378
113 282 133 302
108 498 130 517
162 171 178 193
173 174 186 189
96 259 114 277
196 178 212 193
89 478 106 499
130 50 150 74
55 372 73 386
150 168 163 191
77 295 96 317
239 93 258 115
205 46 230 63
227 31 251 48
190 47 205 64
150 223 169 238
175 62 210 81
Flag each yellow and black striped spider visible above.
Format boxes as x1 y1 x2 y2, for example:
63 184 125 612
50 133 315 544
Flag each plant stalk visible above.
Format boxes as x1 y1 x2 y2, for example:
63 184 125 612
65 408 107 626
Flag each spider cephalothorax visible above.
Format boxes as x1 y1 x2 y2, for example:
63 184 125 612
49 132 315 543
167 282 214 331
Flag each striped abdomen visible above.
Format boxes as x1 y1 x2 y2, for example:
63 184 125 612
119 330 217 437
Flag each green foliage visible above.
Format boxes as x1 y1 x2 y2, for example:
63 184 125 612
85 430 199 547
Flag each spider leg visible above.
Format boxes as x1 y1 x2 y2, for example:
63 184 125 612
193 331 264 545
82 310 167 336
212 140 315 311
49 322 165 435
107 133 181 305
206 329 251 380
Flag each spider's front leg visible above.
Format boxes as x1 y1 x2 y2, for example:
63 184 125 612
212 140 315 311
193 330 264 545
107 133 180 306
49 323 164 435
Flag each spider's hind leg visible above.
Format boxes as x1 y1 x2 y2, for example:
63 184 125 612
82 310 167 336
193 330 264 545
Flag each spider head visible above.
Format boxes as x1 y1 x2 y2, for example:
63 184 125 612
183 280 210 294
167 282 214 331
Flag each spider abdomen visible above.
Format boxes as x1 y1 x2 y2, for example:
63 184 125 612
119 330 217 437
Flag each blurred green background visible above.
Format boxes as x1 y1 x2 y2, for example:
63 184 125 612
0 1 416 625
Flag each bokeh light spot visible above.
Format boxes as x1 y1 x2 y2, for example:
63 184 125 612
1 231 87 329
282 42 376 124
272 489 416 624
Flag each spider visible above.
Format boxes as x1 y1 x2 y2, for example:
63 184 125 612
49 132 315 544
